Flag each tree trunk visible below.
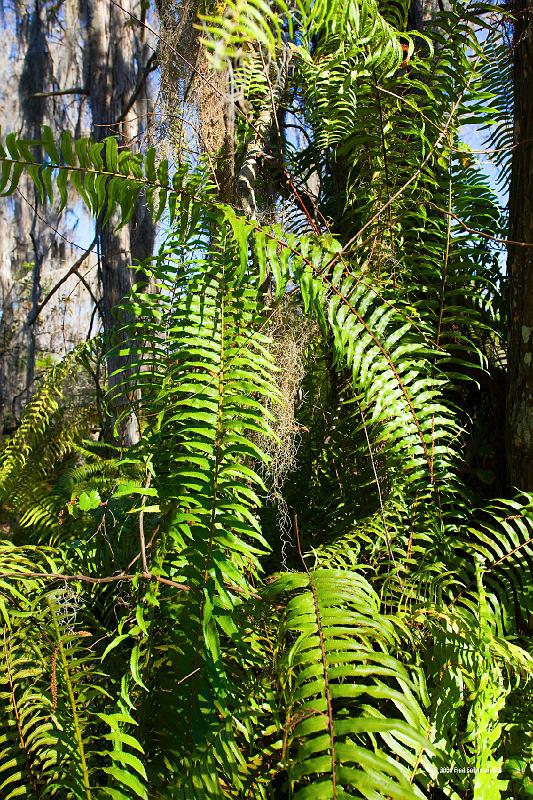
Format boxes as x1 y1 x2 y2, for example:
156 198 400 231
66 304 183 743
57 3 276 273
0 0 96 434
84 0 155 445
506 0 533 491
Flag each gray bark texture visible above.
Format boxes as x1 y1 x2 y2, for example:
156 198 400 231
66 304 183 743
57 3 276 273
83 0 156 445
0 1 156 441
0 0 94 437
237 47 290 220
506 0 533 491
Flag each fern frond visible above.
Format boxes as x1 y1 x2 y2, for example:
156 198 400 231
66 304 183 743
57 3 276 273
271 568 435 799
0 127 215 229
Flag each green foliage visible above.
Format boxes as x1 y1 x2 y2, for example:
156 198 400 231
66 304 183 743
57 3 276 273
271 568 434 799
0 126 212 226
0 0 530 798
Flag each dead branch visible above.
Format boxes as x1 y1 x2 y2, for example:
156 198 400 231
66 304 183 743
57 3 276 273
27 236 98 325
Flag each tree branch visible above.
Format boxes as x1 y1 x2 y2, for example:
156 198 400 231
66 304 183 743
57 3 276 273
27 236 98 325
0 569 279 604
0 569 190 592
28 88 89 98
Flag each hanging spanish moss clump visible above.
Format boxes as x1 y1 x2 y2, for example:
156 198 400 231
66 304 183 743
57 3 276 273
154 0 233 196
258 297 318 568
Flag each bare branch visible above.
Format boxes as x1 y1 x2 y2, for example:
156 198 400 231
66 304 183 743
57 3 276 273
27 88 89 98
27 236 98 325
114 53 158 127
0 569 190 592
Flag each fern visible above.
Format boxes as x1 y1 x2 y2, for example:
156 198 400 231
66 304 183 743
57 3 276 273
271 568 434 799
0 0 530 797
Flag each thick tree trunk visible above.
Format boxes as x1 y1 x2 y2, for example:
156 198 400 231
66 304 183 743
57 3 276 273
18 3 52 409
506 0 533 491
84 0 155 444
156 0 235 200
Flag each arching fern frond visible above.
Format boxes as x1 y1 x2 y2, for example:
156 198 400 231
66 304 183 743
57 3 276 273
454 493 533 636
0 127 213 227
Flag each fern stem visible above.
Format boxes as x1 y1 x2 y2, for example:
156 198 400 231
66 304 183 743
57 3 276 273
295 519 337 797
139 472 152 573
371 70 396 274
436 172 453 349
3 627 40 797
48 601 93 800
257 224 436 476
310 577 337 798
330 54 485 265
359 405 396 569
204 277 226 584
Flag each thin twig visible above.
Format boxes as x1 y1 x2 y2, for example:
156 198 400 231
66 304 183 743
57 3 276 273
128 524 160 570
113 53 158 127
0 569 190 592
16 188 90 252
359 406 396 567
177 667 201 685
66 261 101 313
0 569 278 604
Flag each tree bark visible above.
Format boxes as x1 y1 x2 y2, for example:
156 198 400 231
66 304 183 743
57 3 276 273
506 0 533 491
0 0 96 434
83 0 155 445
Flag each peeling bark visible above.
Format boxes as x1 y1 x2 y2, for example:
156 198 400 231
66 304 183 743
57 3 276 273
236 47 291 219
